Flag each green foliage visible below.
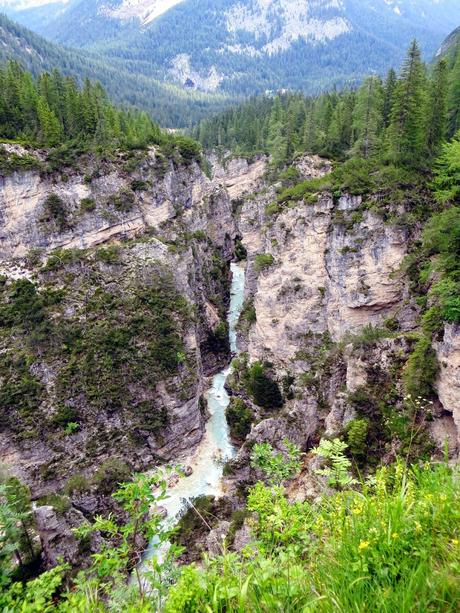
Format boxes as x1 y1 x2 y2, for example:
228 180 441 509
403 335 438 399
0 148 42 175
432 136 460 204
93 459 131 495
312 438 357 488
234 239 247 261
166 462 460 612
254 253 275 272
347 324 392 349
63 473 90 496
250 439 302 486
345 418 370 457
80 197 96 213
96 245 121 264
42 194 67 231
225 397 253 441
244 361 283 409
37 493 71 515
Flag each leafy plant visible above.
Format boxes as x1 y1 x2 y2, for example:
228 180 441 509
312 438 357 487
250 439 302 486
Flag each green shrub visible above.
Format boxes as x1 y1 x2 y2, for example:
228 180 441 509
64 474 90 496
277 175 330 204
96 246 121 264
107 189 136 212
254 253 274 272
42 194 67 231
130 179 149 191
403 335 438 398
80 198 96 213
36 494 70 515
226 397 253 440
235 239 247 261
0 149 42 175
348 324 392 348
245 361 283 409
345 418 370 457
93 459 131 495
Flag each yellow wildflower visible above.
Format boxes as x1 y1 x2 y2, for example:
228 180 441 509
452 539 459 546
358 540 370 552
415 522 422 533
391 532 399 539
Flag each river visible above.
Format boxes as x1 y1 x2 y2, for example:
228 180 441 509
143 261 245 560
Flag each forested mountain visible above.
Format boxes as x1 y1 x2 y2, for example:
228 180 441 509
194 35 460 166
1 28 460 609
0 14 233 127
2 0 460 97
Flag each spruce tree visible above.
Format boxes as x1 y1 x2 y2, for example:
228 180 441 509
351 76 384 158
383 68 397 128
447 50 460 137
387 41 427 165
427 59 448 156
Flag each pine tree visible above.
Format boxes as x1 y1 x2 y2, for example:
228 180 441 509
427 59 448 156
351 76 384 158
387 41 428 165
447 50 460 137
36 95 62 146
383 68 397 128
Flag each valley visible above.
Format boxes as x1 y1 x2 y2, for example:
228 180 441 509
0 4 459 611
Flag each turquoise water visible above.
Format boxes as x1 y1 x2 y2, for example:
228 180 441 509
143 262 245 562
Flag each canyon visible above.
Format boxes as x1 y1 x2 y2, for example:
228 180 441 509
0 145 459 569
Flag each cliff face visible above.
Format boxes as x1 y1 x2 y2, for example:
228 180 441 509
0 147 269 506
227 155 459 496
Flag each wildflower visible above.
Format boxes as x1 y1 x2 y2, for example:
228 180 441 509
452 539 459 546
352 507 363 515
358 540 370 552
391 532 399 539
415 522 422 533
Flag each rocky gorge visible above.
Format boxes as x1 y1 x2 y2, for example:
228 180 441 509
0 145 459 570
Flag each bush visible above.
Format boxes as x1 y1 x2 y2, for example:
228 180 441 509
226 397 253 440
254 253 275 272
36 494 70 515
64 474 90 496
403 335 438 398
93 459 131 495
345 418 370 457
42 194 67 230
245 361 283 409
80 198 96 213
96 246 121 264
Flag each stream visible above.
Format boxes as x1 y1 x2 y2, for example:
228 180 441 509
143 262 246 562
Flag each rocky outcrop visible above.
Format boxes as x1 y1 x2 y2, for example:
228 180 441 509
34 505 100 570
0 147 236 258
435 324 460 455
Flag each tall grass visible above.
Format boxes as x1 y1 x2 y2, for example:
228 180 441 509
165 462 460 612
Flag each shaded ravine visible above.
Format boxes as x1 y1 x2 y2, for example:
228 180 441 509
143 262 246 561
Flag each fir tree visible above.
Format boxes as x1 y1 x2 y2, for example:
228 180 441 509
387 41 427 165
427 59 448 155
351 76 384 158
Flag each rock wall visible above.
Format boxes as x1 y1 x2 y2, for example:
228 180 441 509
0 148 267 505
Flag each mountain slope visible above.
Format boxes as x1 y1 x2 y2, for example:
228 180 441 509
0 13 233 126
3 0 460 96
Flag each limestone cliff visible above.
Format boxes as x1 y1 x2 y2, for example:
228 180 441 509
225 155 459 501
0 145 267 567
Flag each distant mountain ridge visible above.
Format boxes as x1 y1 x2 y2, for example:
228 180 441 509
2 0 460 97
0 13 233 126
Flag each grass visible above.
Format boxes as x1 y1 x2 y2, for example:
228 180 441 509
165 461 460 612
